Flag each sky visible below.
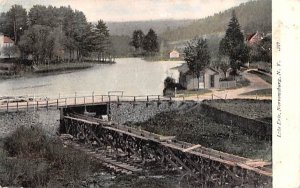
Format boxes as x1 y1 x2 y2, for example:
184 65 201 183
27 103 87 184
0 0 251 22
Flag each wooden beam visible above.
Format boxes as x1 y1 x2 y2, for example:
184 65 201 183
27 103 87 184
183 144 201 152
64 116 98 125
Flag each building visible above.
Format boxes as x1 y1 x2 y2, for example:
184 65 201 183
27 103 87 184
169 50 180 59
0 34 17 58
178 63 220 90
246 31 264 46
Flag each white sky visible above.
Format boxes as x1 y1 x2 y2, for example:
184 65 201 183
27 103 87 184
0 0 250 22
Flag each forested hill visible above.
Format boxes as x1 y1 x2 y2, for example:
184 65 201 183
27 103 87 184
160 0 271 42
106 19 194 36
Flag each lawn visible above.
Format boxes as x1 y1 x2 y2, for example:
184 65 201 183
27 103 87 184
127 102 272 161
241 88 272 96
176 89 211 97
202 99 272 120
248 70 272 84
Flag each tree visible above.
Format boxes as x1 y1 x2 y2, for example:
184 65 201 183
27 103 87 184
219 10 249 75
130 30 144 53
184 38 210 89
143 29 159 55
93 20 111 61
3 5 27 44
211 56 230 79
18 25 51 65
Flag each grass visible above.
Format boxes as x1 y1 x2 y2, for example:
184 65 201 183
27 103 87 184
127 102 272 161
0 126 103 187
203 99 272 120
248 70 272 84
241 88 272 96
176 89 211 97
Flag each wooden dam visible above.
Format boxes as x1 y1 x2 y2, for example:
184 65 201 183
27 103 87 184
58 99 272 187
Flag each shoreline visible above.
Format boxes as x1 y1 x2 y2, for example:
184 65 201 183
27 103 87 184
0 61 115 81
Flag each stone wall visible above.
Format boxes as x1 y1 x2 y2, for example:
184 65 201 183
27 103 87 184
110 101 196 124
0 109 60 138
201 103 271 140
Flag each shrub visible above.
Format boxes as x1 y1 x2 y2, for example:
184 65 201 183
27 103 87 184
1 125 94 187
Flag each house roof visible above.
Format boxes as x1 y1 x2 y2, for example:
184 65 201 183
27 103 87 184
3 36 14 44
177 63 219 75
247 31 264 45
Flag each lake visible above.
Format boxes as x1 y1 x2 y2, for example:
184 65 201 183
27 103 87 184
0 58 183 98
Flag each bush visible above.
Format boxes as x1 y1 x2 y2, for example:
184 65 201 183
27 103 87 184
1 125 94 187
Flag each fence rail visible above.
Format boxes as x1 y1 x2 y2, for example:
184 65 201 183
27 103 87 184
0 93 175 112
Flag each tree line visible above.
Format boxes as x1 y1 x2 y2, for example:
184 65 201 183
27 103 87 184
183 10 251 89
129 29 159 56
161 0 271 42
0 5 112 65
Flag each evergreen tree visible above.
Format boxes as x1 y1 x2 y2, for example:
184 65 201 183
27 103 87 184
143 29 159 55
184 38 210 89
219 11 249 75
130 30 144 53
2 5 28 44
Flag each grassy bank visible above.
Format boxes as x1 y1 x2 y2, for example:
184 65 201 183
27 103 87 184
248 70 272 84
0 126 104 187
127 102 271 161
33 62 93 74
176 89 211 97
241 88 272 96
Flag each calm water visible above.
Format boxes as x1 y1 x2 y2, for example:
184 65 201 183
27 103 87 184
0 58 183 98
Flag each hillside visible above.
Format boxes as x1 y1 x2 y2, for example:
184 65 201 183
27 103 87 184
160 0 271 42
106 19 194 36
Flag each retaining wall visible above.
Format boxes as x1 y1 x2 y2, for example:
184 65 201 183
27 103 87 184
201 103 272 140
110 101 196 124
0 109 60 138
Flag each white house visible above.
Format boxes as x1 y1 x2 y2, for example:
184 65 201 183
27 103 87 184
0 34 17 58
169 50 180 59
178 63 220 90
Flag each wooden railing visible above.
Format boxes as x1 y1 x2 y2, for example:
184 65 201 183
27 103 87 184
0 93 175 112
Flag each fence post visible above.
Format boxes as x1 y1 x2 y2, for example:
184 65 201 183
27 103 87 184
147 96 149 102
6 100 8 112
65 98 67 107
92 91 94 104
101 95 104 102
37 101 39 111
17 102 18 112
27 101 29 111
57 99 59 109
46 100 48 111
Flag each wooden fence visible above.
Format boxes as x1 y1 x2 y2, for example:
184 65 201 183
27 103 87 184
219 80 237 89
0 93 177 113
